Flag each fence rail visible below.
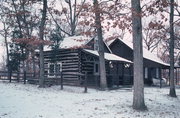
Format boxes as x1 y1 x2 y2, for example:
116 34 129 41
0 71 88 93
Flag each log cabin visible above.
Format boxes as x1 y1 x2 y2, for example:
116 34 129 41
44 36 132 88
108 38 170 85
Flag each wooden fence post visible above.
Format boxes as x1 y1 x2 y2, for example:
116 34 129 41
84 72 87 93
17 71 20 82
9 70 12 83
24 71 26 84
57 72 60 85
60 72 63 90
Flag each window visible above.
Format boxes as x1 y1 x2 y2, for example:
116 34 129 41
94 62 99 74
56 63 62 73
48 62 62 77
49 64 55 76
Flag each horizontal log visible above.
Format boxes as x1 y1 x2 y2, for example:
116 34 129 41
44 55 79 60
62 60 79 63
63 68 79 71
45 49 79 54
44 52 79 57
45 56 79 61
63 65 79 69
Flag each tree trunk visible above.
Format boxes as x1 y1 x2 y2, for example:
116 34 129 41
39 0 47 87
131 0 146 110
3 23 11 80
93 0 107 89
12 0 23 35
169 0 177 97
32 51 36 78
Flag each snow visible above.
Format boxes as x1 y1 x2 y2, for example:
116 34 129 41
112 39 169 66
44 36 90 51
83 49 132 63
0 82 180 118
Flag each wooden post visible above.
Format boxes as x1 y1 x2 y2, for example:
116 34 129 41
122 63 124 85
160 68 162 88
55 63 57 84
116 62 119 87
84 72 87 93
178 68 179 85
17 71 20 83
57 72 60 85
60 72 63 90
176 68 178 85
24 71 26 84
9 69 12 83
169 68 170 86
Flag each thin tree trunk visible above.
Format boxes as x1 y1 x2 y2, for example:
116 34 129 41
11 0 23 35
20 47 27 82
3 23 11 80
32 51 36 78
131 0 146 110
22 0 30 77
169 0 177 97
93 0 107 89
39 0 47 87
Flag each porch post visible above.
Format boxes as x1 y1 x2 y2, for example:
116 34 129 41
122 63 124 85
178 68 179 85
84 72 87 93
60 72 63 90
169 68 170 86
116 62 119 87
159 67 162 88
176 68 178 85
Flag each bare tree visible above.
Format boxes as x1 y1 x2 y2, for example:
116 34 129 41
93 0 107 89
48 0 87 36
39 0 48 87
0 3 14 80
131 0 146 110
142 27 163 52
169 0 177 97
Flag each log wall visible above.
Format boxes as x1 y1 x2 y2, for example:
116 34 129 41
44 49 81 85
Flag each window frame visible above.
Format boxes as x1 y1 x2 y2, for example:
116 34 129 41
48 62 62 77
94 62 99 75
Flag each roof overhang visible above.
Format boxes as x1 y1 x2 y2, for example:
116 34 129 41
83 49 132 63
109 38 169 67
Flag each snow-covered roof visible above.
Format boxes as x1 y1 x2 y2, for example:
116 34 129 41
83 49 132 63
111 39 169 66
44 36 90 51
44 35 112 53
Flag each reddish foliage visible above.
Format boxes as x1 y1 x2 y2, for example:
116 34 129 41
12 36 51 50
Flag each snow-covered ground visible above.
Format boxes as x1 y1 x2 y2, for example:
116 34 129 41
0 82 179 118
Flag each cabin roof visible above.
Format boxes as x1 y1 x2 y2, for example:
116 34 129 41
83 49 132 63
109 38 169 67
44 36 90 51
44 36 112 53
